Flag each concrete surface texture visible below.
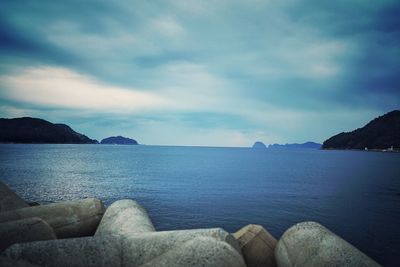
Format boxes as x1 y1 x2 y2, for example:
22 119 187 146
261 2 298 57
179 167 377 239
234 224 277 267
140 236 245 267
0 181 29 212
275 221 381 267
95 199 155 237
3 236 119 267
0 256 41 267
0 217 56 252
119 228 243 265
0 198 106 238
3 228 245 266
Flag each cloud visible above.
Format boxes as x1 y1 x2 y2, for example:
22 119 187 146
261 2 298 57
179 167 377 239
150 16 185 37
0 66 168 112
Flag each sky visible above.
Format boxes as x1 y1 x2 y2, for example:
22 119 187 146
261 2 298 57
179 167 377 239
0 0 399 146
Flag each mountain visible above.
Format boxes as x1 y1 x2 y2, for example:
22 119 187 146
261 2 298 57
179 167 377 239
252 141 267 149
322 110 400 150
100 136 138 145
0 117 98 144
268 142 321 150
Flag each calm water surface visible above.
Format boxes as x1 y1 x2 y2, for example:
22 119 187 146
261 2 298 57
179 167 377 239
0 144 399 265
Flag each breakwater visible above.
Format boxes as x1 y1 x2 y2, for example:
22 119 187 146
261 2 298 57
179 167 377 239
0 181 381 266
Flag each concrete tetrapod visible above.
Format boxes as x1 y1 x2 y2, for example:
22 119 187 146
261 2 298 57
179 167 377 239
140 236 246 267
234 224 277 267
120 228 243 266
3 228 244 267
0 217 56 252
94 199 244 266
0 198 105 238
3 236 119 267
0 256 41 267
2 199 245 267
275 221 381 267
95 199 155 237
0 181 29 212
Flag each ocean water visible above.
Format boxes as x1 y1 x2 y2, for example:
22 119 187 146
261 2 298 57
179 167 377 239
0 144 399 265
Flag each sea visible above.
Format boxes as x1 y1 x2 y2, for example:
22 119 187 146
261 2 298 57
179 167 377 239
0 144 399 266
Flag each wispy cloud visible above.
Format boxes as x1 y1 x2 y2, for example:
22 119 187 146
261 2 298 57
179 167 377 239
0 66 168 112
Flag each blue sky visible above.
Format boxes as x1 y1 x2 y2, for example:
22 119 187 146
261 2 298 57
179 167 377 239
0 0 399 146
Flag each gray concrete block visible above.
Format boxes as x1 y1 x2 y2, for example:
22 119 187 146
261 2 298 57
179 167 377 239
3 236 120 267
95 199 155 237
0 181 28 212
275 221 381 267
0 256 42 267
121 228 242 265
140 236 246 267
0 217 56 252
234 224 277 267
2 198 245 267
3 228 242 267
0 198 105 238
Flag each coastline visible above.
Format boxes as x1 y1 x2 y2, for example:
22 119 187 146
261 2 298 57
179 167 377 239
2 142 400 153
322 147 400 153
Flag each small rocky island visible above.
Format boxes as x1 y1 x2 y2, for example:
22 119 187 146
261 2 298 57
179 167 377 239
252 141 267 149
100 136 138 145
268 142 321 150
0 117 98 144
322 110 400 151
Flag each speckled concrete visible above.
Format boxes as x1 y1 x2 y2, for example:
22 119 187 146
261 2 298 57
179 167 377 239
275 221 381 267
234 224 277 267
0 217 56 252
0 198 105 238
3 228 245 267
0 181 28 212
95 199 155 236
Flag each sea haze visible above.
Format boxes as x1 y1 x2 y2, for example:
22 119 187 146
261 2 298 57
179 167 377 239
0 144 399 265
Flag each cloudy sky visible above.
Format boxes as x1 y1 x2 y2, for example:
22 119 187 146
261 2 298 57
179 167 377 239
0 1 399 146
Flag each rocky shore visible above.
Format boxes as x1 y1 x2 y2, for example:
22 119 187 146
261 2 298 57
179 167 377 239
0 181 381 267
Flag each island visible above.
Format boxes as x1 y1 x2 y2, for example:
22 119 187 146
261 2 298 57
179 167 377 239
252 141 267 149
268 142 321 150
100 136 138 145
0 117 98 144
322 110 400 151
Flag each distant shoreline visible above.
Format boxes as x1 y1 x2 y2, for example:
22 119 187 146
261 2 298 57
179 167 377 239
322 148 400 153
1 142 399 153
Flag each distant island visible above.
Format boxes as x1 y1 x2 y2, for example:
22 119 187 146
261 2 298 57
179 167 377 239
268 142 321 150
252 141 267 149
0 117 98 144
322 110 400 151
100 136 138 145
